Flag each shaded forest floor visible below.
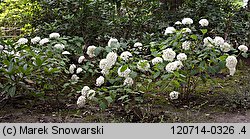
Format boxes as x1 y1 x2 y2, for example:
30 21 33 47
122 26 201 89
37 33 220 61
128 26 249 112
0 59 250 123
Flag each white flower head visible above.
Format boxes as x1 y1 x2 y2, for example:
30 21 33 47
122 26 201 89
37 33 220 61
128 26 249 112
182 18 193 25
177 53 187 61
54 44 65 50
87 89 96 100
165 61 183 73
81 86 90 96
220 42 231 52
162 48 176 61
199 19 209 27
137 60 150 72
99 59 109 69
169 91 180 100
214 36 224 46
78 56 85 63
76 67 83 74
120 51 132 61
203 37 214 48
0 45 4 50
96 76 105 86
101 68 109 76
77 96 86 108
118 66 131 77
174 21 182 25
71 74 79 81
62 51 70 55
152 57 163 65
123 77 134 86
69 64 76 74
49 32 60 38
106 51 118 67
86 45 96 58
164 27 176 35
226 55 237 76
31 37 41 44
39 38 49 45
17 38 28 45
182 41 191 50
108 38 120 47
134 42 143 47
181 28 192 33
238 45 248 53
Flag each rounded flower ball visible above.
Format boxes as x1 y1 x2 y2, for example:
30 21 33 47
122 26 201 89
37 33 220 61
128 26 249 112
81 86 90 96
134 42 143 47
120 51 132 61
118 66 131 77
137 60 150 72
214 36 224 46
220 42 231 52
174 21 182 25
39 38 49 45
164 27 176 35
182 18 193 25
77 96 86 108
169 91 180 100
69 64 76 74
17 38 28 45
106 51 118 67
226 55 237 76
99 59 109 70
162 48 176 61
96 76 105 86
49 32 60 38
177 53 187 61
76 67 83 74
123 77 134 86
203 37 214 48
152 57 163 65
108 38 120 47
78 56 85 63
54 44 65 50
31 37 41 44
62 51 70 55
86 45 96 58
199 19 209 27
182 41 191 50
71 74 79 81
0 45 4 50
238 45 248 53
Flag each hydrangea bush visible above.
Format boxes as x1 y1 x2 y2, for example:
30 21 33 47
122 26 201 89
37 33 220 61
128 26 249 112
72 18 248 109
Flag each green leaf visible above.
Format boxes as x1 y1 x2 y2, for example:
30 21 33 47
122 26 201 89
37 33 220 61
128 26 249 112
153 71 161 79
105 96 113 104
190 34 198 40
200 29 208 35
120 65 128 72
9 86 16 97
118 95 129 101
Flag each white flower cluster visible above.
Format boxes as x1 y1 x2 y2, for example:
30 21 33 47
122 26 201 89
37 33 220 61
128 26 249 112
169 91 180 100
17 38 28 45
0 44 4 50
108 38 120 47
182 41 191 50
39 38 49 45
162 48 176 61
164 27 176 35
96 76 105 86
31 37 41 44
203 36 233 52
137 60 150 72
165 61 183 73
177 53 187 61
62 51 70 55
199 19 209 27
77 86 96 108
182 18 193 25
152 57 163 65
182 28 192 33
203 37 214 48
71 74 79 81
86 45 96 58
69 64 76 74
123 77 134 86
120 51 132 61
134 42 143 47
49 32 60 38
118 66 131 77
174 21 182 25
54 44 65 50
99 52 118 75
238 45 248 53
226 56 237 76
78 56 85 63
69 64 82 81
